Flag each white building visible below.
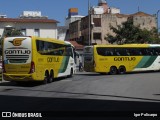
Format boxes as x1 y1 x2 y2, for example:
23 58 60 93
92 6 104 14
65 15 84 27
91 0 120 15
108 7 120 14
0 14 7 18
0 18 59 38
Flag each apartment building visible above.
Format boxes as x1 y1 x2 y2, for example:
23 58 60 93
75 13 129 45
69 0 156 45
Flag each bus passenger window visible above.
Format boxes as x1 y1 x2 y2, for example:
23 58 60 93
110 51 113 55
126 50 130 56
116 52 120 56
105 51 109 56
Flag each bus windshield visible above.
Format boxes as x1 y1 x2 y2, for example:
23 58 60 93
83 46 93 62
83 46 94 72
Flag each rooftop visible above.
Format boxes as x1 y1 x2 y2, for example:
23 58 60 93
131 11 152 17
68 41 84 50
0 18 59 23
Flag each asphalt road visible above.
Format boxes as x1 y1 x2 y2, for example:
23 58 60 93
0 71 160 119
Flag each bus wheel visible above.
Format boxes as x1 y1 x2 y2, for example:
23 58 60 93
48 71 54 83
109 66 117 75
118 66 126 74
43 71 49 84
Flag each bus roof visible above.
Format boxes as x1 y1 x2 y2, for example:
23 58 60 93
93 44 160 48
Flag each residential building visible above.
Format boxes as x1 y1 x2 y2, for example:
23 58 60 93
69 20 81 41
0 11 59 39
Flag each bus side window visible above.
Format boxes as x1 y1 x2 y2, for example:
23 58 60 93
126 49 130 56
110 51 113 55
105 51 111 56
59 50 63 55
138 49 142 55
105 51 109 56
113 49 120 56
150 51 153 55
155 51 159 55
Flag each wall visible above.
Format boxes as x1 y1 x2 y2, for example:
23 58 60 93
133 16 156 30
69 20 81 41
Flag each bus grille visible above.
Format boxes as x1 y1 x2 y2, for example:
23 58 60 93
6 55 29 60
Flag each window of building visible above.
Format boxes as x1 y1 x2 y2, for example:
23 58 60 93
93 18 101 27
34 29 40 37
93 33 101 40
21 29 26 36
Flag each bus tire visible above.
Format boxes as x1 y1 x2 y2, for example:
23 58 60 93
48 70 54 83
109 66 117 75
118 66 126 74
43 71 49 84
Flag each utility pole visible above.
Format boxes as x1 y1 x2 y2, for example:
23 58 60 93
88 0 91 46
157 10 160 34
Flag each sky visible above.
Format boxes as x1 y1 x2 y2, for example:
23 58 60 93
1 0 160 26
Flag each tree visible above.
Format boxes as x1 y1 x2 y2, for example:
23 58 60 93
0 29 23 46
105 19 160 44
4 29 23 37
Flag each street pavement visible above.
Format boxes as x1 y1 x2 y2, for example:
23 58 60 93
0 71 160 119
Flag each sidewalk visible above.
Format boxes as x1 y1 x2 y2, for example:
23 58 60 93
75 71 85 74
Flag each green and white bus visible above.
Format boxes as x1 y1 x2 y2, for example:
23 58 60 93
2 36 77 83
83 44 160 74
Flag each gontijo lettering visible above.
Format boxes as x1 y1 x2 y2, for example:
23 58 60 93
5 50 31 54
114 57 136 61
47 57 59 62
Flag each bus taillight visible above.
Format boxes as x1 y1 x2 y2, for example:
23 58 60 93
2 61 6 73
29 61 35 73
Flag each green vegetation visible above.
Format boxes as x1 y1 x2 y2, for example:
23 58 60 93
0 29 23 46
0 29 23 56
105 19 160 44
4 29 23 37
